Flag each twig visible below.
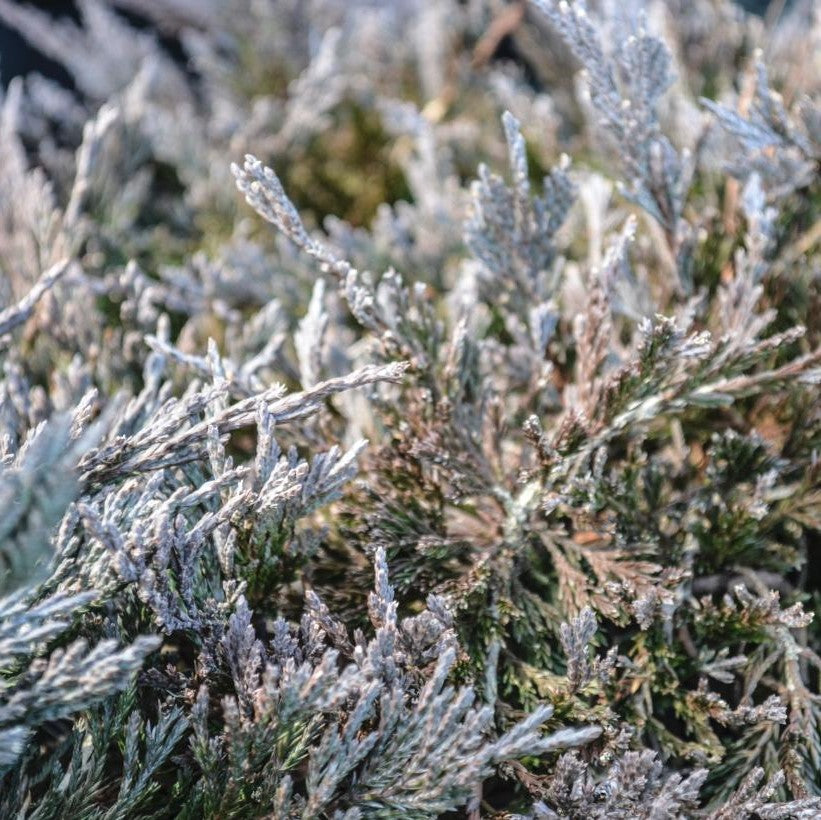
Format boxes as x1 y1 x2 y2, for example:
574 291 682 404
472 1 526 69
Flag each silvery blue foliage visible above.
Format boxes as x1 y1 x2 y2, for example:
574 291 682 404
0 0 818 816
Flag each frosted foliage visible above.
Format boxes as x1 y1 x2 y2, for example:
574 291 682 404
0 0 819 817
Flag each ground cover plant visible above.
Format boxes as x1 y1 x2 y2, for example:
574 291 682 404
0 0 819 816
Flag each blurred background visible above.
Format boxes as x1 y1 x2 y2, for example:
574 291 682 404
0 0 789 91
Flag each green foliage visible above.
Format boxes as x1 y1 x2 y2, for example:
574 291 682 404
0 0 819 817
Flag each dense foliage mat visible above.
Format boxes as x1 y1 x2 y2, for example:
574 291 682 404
0 0 819 816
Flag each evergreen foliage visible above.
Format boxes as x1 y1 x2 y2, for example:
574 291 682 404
0 0 819 816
